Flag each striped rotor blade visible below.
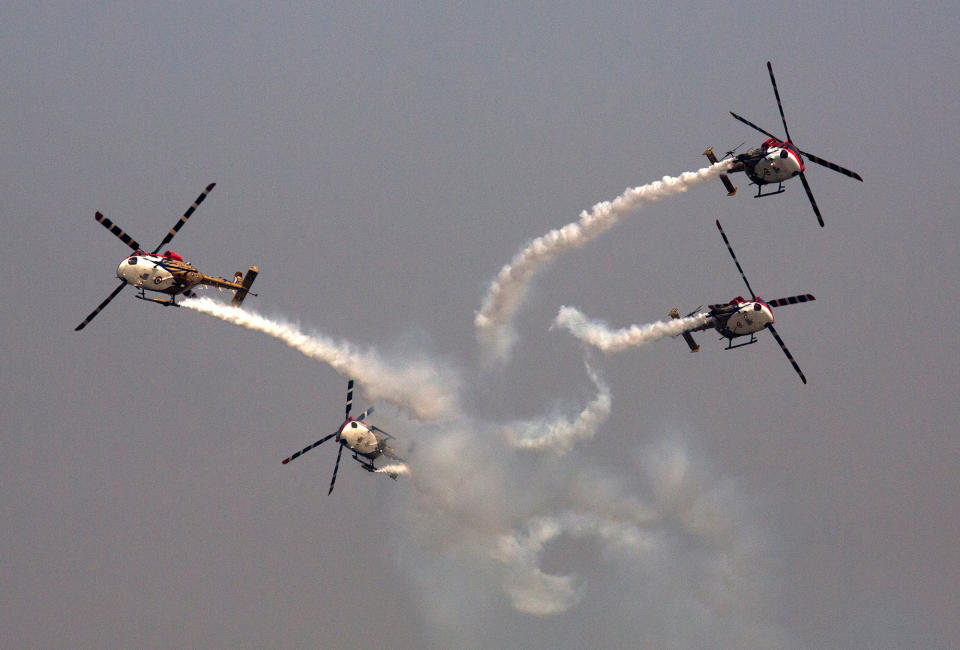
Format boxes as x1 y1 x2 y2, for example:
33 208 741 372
799 172 824 227
357 405 374 421
715 220 757 299
369 424 393 439
328 443 344 495
766 324 807 384
729 112 778 141
95 212 142 251
75 281 127 331
766 61 793 144
767 294 816 308
151 183 215 254
345 379 354 418
798 150 863 182
281 431 337 464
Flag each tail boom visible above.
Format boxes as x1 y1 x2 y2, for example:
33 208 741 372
703 147 738 196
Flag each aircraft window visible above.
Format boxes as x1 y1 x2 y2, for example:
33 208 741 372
128 257 137 264
754 303 763 311
351 422 358 428
780 150 789 159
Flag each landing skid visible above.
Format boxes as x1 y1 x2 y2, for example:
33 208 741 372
353 452 377 472
754 182 785 198
353 453 399 479
134 290 179 307
725 333 758 349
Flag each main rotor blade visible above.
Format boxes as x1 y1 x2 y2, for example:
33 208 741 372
357 405 374 421
767 294 816 308
345 379 354 419
369 424 393 439
328 442 344 495
767 61 793 144
281 431 338 464
715 220 757 298
730 112 779 141
75 281 127 331
150 183 216 254
95 212 142 252
798 172 824 227
766 324 807 384
797 150 863 182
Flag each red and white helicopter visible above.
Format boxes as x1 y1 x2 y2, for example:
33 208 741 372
75 183 258 331
281 380 405 494
669 220 815 383
703 61 862 227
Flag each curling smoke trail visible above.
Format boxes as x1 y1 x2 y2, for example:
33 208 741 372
492 512 657 615
501 364 611 454
554 306 709 353
181 297 458 421
475 161 731 363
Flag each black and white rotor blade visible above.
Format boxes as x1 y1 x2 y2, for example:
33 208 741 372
729 112 779 141
328 442 344 495
767 294 816 308
281 431 338 464
151 183 216 254
75 281 127 331
715 220 757 298
368 424 393 439
357 405 374 421
766 324 807 384
95 212 142 252
797 150 863 182
766 61 794 144
345 379 354 419
798 172 824 227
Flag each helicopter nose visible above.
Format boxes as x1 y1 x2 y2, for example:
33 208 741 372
117 257 136 283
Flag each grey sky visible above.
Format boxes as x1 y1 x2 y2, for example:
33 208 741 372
2 2 957 648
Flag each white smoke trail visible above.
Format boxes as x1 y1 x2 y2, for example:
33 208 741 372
475 161 732 363
501 364 611 454
554 305 709 353
374 463 410 476
180 297 459 421
492 512 657 615
393 406 787 645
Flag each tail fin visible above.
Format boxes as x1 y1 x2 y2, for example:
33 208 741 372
231 266 259 306
703 147 738 196
669 308 700 353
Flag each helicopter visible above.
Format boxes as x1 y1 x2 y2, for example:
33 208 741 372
281 379 405 494
669 220 815 383
75 183 259 331
703 61 862 227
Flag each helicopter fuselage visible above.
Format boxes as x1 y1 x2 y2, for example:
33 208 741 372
734 139 804 186
712 298 774 339
337 418 386 459
116 252 250 299
117 252 201 295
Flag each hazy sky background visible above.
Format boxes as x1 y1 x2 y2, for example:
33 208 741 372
2 3 957 648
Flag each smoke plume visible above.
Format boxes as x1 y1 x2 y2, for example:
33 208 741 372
180 297 459 421
500 363 611 454
176 156 784 646
475 161 731 363
554 306 710 353
374 463 410 476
